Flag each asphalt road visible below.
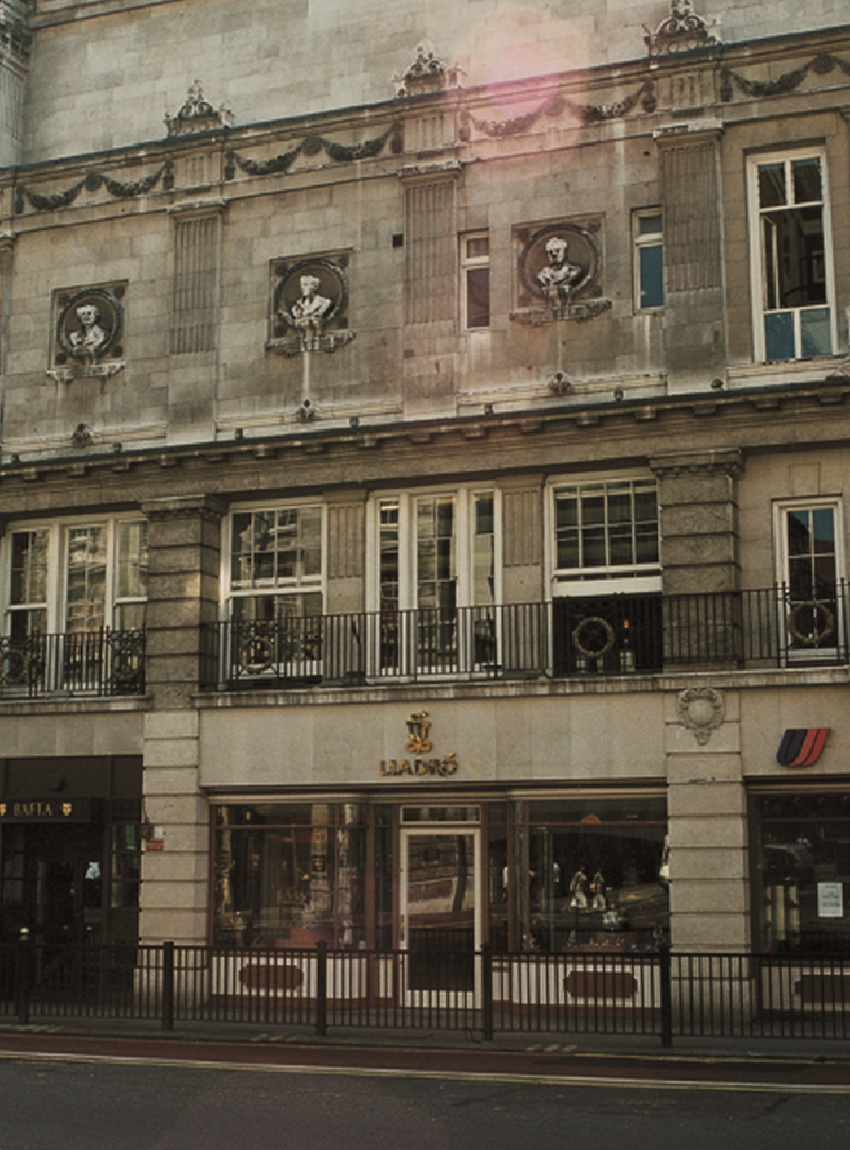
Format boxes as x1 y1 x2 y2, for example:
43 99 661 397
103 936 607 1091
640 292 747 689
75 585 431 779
0 1034 848 1150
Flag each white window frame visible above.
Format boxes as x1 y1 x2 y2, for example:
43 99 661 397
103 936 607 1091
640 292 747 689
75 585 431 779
460 232 490 331
545 475 661 598
633 209 664 312
773 497 845 659
1 515 148 637
748 147 836 364
365 486 502 614
224 500 327 617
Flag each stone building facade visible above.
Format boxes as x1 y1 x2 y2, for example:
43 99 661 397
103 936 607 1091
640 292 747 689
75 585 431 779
1 2 849 976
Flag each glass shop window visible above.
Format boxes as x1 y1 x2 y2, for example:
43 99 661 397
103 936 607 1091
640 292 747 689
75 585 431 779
753 791 850 954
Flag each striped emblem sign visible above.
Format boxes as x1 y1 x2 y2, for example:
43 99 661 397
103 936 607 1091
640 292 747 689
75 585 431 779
776 728 830 768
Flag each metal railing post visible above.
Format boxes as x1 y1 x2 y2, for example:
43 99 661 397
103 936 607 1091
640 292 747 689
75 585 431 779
161 941 175 1031
315 941 328 1037
480 943 494 1041
16 927 31 1025
659 940 673 1048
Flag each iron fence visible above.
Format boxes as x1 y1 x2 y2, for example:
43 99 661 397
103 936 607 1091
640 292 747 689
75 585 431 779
0 628 146 698
200 583 850 690
2 940 848 1043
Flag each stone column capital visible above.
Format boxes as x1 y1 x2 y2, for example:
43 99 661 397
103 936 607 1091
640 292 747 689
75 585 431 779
649 448 744 481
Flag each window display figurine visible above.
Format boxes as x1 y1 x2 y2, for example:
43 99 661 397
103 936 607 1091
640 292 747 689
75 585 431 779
569 865 588 909
591 870 607 910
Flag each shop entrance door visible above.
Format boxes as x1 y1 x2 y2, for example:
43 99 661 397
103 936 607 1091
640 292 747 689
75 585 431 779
399 828 480 1002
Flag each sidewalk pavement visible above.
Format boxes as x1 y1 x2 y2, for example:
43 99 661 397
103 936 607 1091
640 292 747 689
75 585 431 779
1 1014 847 1064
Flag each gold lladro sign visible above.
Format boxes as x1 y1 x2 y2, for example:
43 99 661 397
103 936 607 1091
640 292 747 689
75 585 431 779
380 711 459 778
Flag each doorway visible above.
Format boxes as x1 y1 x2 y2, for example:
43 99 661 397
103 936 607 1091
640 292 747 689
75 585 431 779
399 827 480 1000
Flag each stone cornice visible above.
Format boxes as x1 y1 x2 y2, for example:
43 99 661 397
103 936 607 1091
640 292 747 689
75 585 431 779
1 378 849 492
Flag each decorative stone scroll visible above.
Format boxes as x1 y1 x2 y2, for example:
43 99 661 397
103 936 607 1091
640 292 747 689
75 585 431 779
644 1 720 56
49 285 125 382
511 221 612 325
267 256 355 355
393 40 464 97
165 80 233 137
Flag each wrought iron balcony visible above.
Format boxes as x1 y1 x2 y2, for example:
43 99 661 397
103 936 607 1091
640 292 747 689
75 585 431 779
0 628 146 699
199 583 850 690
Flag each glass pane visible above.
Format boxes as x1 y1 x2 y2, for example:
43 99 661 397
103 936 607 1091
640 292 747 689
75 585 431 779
786 510 810 557
466 237 489 259
609 524 633 566
607 491 631 523
800 308 831 357
405 832 475 990
10 530 48 606
764 311 795 361
758 162 786 209
639 244 664 308
581 493 605 525
792 157 822 205
635 523 660 565
475 493 494 536
582 526 606 567
633 487 658 522
300 507 322 578
763 207 826 310
466 267 489 328
556 495 578 528
557 532 580 569
116 520 148 600
66 526 106 632
638 214 662 236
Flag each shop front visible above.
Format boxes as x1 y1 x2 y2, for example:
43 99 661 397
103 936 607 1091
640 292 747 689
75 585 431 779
210 790 670 979
0 756 143 951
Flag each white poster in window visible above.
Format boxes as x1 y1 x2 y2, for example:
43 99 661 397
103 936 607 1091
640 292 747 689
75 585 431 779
817 882 844 919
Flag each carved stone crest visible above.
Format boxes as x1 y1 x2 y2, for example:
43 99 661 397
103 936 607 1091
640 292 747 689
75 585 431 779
165 80 233 137
393 40 464 97
677 687 724 746
644 1 720 56
268 256 355 355
50 285 125 381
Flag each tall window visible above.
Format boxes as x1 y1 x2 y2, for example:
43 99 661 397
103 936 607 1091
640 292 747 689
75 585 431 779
634 211 664 310
552 479 660 587
371 488 499 613
229 505 324 623
461 233 490 329
3 518 147 638
8 529 48 640
750 150 833 362
775 500 844 655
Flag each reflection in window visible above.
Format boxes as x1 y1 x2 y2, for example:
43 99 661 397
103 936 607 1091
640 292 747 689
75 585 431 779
754 153 832 361
754 791 850 954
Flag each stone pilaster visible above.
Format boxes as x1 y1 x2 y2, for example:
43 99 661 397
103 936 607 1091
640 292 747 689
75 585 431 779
400 161 461 403
651 448 743 594
665 686 750 952
655 122 725 389
139 494 223 945
140 710 208 945
326 490 366 613
501 475 544 604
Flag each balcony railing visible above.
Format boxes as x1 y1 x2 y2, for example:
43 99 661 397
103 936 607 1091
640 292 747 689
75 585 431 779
0 628 146 699
199 582 850 690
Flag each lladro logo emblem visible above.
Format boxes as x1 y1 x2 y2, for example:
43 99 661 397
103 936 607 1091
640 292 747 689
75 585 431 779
380 711 458 778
